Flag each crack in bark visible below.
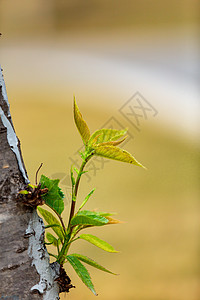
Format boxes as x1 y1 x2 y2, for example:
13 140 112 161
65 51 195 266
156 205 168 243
1 262 25 272
16 246 28 253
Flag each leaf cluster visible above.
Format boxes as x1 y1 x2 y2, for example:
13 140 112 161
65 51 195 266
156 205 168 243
38 190 120 295
36 98 145 295
74 97 145 168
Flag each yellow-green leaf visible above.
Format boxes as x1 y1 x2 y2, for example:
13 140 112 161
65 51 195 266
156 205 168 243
70 254 116 275
78 188 96 211
74 97 90 144
46 232 61 247
88 128 127 146
71 210 108 226
105 216 123 224
94 145 145 168
99 136 127 147
37 207 64 242
79 234 118 253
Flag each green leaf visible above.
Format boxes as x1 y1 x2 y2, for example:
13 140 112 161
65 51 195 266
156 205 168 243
58 187 65 200
79 150 85 160
97 212 116 217
94 145 145 168
88 128 127 146
71 210 108 227
46 232 60 247
70 254 116 275
78 189 96 211
40 175 65 215
37 207 64 242
70 166 75 187
67 255 97 295
99 136 127 147
74 167 88 176
74 97 90 144
74 167 79 175
79 234 118 253
105 216 122 224
97 212 122 224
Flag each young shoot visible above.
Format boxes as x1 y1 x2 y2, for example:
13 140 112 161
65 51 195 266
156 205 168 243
21 98 145 295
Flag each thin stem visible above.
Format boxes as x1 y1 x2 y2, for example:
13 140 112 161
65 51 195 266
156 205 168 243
35 163 43 185
67 153 93 228
57 152 94 265
46 203 66 233
57 234 71 264
57 231 80 265
57 243 60 255
49 253 58 259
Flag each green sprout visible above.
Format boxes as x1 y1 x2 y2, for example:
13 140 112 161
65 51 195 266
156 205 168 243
36 98 145 295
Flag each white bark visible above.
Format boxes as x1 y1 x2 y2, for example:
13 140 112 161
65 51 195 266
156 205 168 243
27 210 60 299
0 67 60 299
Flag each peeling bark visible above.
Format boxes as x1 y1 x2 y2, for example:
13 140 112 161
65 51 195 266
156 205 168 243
0 67 60 299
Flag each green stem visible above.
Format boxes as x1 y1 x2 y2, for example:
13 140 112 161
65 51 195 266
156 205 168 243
57 243 60 255
49 253 58 259
45 203 66 233
67 153 93 228
58 152 93 265
57 231 80 265
57 233 70 264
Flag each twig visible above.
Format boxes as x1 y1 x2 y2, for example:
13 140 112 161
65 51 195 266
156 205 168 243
35 163 43 185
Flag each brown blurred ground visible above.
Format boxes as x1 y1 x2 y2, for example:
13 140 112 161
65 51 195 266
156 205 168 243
0 0 199 36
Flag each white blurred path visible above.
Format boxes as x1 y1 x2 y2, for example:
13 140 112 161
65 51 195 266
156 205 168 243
1 30 199 138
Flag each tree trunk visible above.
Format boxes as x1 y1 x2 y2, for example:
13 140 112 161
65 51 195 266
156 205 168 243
0 67 60 299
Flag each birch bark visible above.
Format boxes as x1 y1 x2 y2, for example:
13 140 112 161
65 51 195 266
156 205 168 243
0 68 60 300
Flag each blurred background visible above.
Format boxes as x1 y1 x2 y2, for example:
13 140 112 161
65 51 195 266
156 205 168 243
0 1 200 299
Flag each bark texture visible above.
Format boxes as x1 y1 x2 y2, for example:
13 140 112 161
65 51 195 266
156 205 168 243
0 68 59 299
